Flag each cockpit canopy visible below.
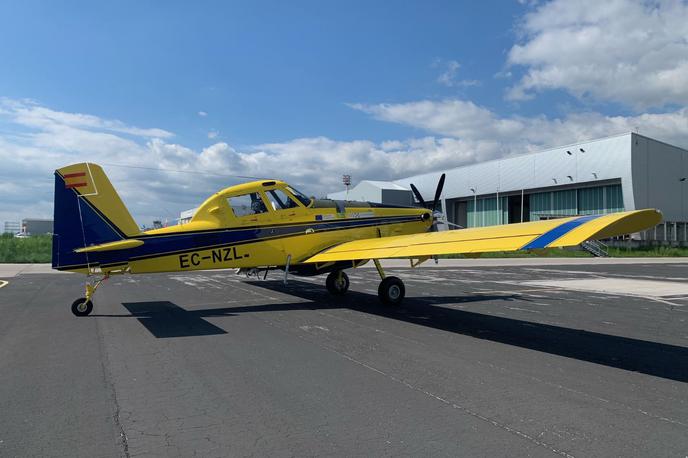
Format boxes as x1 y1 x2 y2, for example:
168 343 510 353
227 185 311 217
190 180 313 225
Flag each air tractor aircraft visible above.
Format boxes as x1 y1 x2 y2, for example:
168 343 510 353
53 163 661 316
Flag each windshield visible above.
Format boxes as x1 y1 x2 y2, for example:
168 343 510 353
286 186 312 207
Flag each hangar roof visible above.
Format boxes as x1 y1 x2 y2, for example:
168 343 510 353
394 132 637 199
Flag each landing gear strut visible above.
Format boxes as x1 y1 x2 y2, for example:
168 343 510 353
374 259 405 305
71 274 109 317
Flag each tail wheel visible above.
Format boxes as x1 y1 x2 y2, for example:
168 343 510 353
378 276 405 305
71 298 93 317
326 270 350 295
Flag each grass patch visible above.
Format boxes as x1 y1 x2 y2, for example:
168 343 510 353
0 233 52 263
441 248 592 259
606 246 688 257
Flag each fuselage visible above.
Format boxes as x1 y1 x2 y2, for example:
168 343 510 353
67 179 432 275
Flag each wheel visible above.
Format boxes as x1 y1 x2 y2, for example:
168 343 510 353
71 297 93 317
378 276 405 305
326 270 350 295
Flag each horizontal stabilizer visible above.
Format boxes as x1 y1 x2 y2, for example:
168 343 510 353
74 239 144 253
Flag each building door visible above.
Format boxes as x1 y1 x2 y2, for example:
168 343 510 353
508 194 530 223
455 201 467 228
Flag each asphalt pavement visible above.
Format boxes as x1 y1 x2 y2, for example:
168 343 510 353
1 261 688 457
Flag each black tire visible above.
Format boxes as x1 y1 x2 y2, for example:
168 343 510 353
71 298 93 317
326 270 350 295
378 276 405 305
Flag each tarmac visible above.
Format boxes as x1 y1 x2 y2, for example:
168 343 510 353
1 260 688 456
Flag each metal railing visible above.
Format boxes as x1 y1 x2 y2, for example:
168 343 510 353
581 239 609 257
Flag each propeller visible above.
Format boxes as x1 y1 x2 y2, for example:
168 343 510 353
431 173 446 212
409 183 426 208
409 173 456 231
410 173 445 211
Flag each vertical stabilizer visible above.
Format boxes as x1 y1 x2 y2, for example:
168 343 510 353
52 163 139 270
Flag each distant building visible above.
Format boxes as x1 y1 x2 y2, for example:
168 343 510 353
327 181 413 206
179 208 197 225
393 133 686 235
3 221 20 234
21 218 53 236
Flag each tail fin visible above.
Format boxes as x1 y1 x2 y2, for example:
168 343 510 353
52 163 139 270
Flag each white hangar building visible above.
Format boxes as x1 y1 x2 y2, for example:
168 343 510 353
328 181 414 207
328 133 688 241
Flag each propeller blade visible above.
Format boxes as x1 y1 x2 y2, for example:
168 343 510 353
409 183 426 207
431 173 446 212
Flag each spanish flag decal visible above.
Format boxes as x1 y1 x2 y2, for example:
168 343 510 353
64 172 88 189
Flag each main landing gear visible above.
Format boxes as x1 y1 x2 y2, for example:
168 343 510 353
71 274 109 317
373 259 405 305
324 259 405 306
326 270 350 295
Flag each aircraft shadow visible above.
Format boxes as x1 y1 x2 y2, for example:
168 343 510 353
111 279 688 383
110 284 511 339
246 280 688 384
120 301 229 338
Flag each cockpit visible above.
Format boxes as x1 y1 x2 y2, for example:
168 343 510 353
224 182 313 218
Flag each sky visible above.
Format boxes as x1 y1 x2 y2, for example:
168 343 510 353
1 0 687 226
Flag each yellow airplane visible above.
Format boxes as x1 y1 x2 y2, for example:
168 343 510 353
53 162 661 316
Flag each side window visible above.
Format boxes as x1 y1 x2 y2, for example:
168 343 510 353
267 189 299 211
227 192 269 217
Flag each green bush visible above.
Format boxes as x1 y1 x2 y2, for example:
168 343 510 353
0 233 52 263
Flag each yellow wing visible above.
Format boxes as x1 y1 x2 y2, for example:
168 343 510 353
305 209 661 263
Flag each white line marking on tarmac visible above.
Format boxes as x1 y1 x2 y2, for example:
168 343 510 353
0 280 7 289
505 306 541 314
299 325 330 332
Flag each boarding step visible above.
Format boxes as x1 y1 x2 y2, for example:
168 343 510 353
581 239 609 257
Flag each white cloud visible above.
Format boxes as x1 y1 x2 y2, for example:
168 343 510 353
351 99 688 150
350 100 525 141
507 0 688 109
0 99 481 225
2 96 688 226
198 111 207 117
436 60 480 88
437 60 460 86
207 130 219 139
1 98 173 138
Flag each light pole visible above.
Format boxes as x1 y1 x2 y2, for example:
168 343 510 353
680 177 686 220
681 145 686 241
470 187 477 227
342 174 351 200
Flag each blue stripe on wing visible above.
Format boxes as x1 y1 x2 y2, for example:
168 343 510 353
520 214 601 250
